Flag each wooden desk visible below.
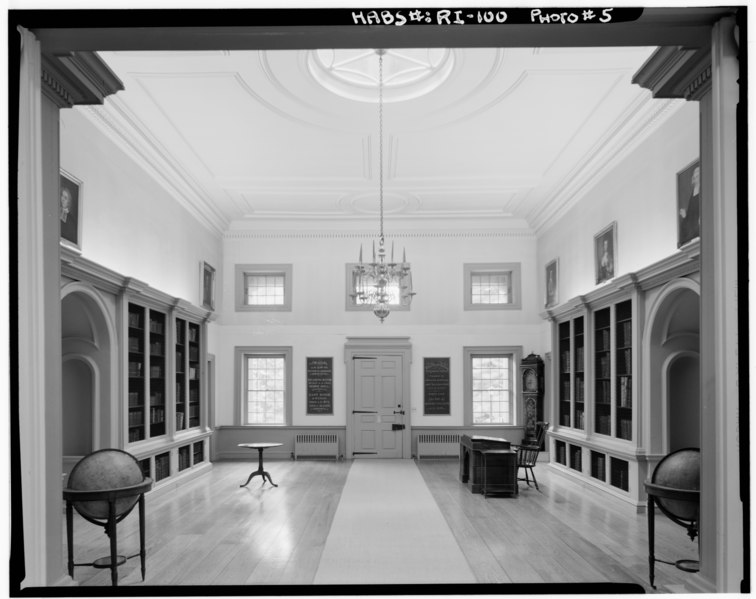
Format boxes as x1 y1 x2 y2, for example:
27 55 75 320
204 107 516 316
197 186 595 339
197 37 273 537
459 435 511 494
238 442 283 488
481 449 518 497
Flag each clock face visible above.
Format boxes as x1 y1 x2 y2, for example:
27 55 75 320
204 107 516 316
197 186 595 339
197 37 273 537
524 369 537 392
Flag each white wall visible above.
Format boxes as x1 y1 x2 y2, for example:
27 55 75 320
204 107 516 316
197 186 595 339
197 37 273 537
537 101 700 304
59 108 222 305
216 231 543 426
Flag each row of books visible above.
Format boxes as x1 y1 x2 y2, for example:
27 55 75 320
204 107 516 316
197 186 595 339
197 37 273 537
592 454 606 480
128 337 141 353
611 466 629 491
596 414 611 435
128 411 144 426
149 342 164 356
150 406 166 424
555 444 566 465
129 362 142 377
128 391 141 406
570 449 582 471
595 380 611 403
595 328 611 350
150 365 164 379
616 320 632 348
128 311 142 329
178 449 192 471
150 392 163 404
618 418 632 440
155 456 170 481
596 354 611 378
149 320 164 335
128 429 144 443
574 410 585 429
617 348 632 375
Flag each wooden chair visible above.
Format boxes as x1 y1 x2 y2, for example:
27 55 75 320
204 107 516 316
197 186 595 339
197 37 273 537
515 421 549 490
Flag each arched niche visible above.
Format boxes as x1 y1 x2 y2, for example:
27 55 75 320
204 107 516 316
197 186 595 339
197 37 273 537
643 278 701 456
60 282 119 470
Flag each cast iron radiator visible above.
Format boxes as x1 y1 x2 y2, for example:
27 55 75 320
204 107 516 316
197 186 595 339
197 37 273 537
294 434 339 460
416 433 461 459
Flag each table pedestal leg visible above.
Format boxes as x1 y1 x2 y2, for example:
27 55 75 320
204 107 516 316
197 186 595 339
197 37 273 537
240 448 279 488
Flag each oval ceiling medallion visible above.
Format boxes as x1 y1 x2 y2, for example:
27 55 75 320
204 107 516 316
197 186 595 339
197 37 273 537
343 191 419 215
308 48 454 103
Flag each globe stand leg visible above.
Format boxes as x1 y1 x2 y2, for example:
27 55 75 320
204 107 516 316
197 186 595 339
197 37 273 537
675 559 700 573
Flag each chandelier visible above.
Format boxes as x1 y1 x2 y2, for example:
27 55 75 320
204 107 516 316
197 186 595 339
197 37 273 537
353 49 416 323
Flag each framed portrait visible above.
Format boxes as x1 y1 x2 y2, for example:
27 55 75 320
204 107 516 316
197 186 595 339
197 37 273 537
677 159 701 248
594 222 617 285
59 170 82 250
201 262 216 310
545 258 558 308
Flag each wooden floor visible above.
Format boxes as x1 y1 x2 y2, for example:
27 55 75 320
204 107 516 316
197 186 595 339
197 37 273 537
61 458 700 593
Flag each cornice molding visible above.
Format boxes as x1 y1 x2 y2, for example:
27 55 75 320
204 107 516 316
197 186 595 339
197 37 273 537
542 241 700 321
80 101 228 237
41 51 123 109
533 94 683 233
631 45 711 100
60 246 212 321
223 229 535 240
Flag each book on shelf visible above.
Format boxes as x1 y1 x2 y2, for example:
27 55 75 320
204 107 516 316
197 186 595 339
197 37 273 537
128 312 141 329
619 418 632 440
575 347 584 372
189 347 199 361
129 362 142 377
189 327 198 343
150 365 163 378
618 376 632 407
594 455 606 480
150 342 163 356
176 411 185 430
150 391 163 404
149 320 164 335
128 411 144 426
128 391 140 406
150 406 165 424
129 337 140 352
128 429 143 443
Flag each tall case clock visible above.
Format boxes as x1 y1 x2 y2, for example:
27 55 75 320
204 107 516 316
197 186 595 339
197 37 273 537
521 353 545 446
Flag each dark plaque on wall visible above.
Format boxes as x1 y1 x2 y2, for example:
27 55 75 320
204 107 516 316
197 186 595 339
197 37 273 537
307 357 333 415
424 357 450 415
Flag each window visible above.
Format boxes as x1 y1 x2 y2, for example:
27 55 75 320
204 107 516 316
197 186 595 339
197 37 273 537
345 264 410 312
235 264 292 311
464 263 521 310
464 346 521 425
235 347 293 425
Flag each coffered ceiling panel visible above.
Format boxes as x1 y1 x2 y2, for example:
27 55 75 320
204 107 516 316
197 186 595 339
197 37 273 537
85 45 679 234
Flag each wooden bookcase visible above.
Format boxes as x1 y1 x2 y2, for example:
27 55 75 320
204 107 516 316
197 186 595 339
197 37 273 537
546 290 639 509
123 291 212 491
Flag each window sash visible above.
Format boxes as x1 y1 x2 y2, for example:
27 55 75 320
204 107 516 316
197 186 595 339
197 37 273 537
245 273 285 306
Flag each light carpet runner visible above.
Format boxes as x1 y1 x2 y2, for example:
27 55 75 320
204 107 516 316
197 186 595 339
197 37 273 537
314 459 476 585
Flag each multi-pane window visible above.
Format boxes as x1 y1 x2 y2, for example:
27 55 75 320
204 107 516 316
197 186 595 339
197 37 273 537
235 264 292 311
245 274 285 306
235 347 292 425
471 272 511 304
464 263 521 310
471 356 511 424
464 347 520 425
246 356 285 424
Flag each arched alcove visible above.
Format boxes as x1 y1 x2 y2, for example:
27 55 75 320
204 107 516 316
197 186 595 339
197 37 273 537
644 279 700 456
61 283 119 475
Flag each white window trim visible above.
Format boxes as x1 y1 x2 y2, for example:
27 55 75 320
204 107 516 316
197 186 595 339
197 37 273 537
235 264 292 312
463 346 522 427
344 263 411 312
234 346 293 426
463 262 522 310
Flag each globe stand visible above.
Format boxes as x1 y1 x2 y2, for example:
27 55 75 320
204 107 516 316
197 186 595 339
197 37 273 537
644 448 700 590
64 449 153 586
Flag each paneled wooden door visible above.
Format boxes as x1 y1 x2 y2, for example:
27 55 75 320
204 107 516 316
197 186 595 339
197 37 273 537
352 355 406 458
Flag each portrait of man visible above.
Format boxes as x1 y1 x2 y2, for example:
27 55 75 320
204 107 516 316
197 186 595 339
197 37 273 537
595 223 616 284
59 173 81 248
677 160 701 247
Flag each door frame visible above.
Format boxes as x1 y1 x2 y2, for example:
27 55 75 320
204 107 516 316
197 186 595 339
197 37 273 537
344 337 412 459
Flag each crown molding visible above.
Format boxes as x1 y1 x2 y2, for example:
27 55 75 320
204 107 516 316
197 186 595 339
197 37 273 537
223 228 535 240
80 100 228 237
532 94 683 234
60 247 212 320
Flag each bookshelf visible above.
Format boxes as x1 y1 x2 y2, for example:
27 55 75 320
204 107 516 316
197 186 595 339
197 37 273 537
594 307 611 436
573 317 585 431
615 300 633 441
558 321 571 427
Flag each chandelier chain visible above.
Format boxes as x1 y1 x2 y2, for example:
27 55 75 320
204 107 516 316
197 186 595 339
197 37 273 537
378 50 384 242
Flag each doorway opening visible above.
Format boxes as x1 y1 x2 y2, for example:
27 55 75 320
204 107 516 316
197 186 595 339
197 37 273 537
344 337 412 459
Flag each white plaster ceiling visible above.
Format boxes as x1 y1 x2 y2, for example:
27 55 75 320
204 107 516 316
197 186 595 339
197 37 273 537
86 46 681 235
